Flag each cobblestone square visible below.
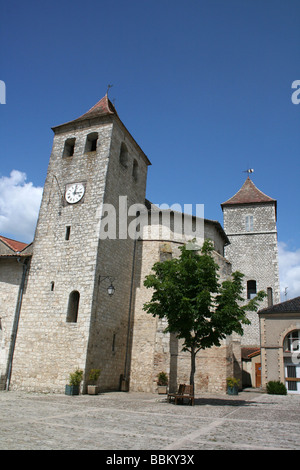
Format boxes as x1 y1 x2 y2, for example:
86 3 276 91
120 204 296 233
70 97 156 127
1 390 300 451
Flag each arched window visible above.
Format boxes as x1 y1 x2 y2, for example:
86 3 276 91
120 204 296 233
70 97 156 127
63 138 76 157
284 330 300 352
119 143 128 167
132 159 138 181
66 291 80 323
247 280 257 299
85 132 98 152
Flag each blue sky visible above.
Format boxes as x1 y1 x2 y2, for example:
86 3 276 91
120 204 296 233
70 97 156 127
1 0 300 298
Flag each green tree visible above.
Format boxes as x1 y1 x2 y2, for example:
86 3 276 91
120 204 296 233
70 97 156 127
143 239 266 389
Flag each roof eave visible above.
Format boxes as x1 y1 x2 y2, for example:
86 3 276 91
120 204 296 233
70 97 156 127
51 105 151 167
221 199 277 221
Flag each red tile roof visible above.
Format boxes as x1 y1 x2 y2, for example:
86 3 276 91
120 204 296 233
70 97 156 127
221 177 276 207
0 235 29 253
52 94 117 130
241 347 260 360
72 94 116 122
51 93 151 166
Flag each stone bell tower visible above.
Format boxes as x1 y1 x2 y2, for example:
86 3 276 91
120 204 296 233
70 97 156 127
9 94 151 392
221 177 280 347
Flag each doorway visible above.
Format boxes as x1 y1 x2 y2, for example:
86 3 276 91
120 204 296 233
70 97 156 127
255 363 261 388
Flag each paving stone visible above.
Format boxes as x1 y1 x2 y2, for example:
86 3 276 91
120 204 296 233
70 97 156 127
1 390 300 450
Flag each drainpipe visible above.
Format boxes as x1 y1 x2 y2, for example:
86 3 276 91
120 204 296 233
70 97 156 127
5 257 29 390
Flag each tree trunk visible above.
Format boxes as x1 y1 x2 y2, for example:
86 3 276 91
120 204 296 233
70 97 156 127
190 347 196 389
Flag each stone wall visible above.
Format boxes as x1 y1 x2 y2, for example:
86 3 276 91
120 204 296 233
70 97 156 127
83 118 149 391
129 234 237 395
223 203 280 346
9 120 112 391
9 113 149 393
0 258 27 389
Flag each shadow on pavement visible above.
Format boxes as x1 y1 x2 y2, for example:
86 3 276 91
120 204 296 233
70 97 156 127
164 396 261 407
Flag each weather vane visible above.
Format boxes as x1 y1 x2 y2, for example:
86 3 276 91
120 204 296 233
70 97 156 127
106 84 113 95
243 168 254 175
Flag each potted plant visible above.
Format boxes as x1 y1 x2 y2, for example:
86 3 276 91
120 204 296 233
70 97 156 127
226 377 240 395
87 368 101 395
65 369 83 395
157 372 168 394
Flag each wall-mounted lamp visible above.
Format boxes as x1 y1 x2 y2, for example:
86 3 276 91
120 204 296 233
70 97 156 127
99 276 115 296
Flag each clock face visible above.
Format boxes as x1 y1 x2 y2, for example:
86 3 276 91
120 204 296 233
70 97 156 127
65 183 85 204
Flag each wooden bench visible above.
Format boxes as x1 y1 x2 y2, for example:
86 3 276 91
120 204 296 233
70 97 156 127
167 384 194 405
167 384 184 402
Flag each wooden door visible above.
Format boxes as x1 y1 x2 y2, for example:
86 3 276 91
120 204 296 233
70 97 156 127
255 363 261 387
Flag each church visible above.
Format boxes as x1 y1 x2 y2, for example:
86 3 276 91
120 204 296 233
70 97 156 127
0 94 281 394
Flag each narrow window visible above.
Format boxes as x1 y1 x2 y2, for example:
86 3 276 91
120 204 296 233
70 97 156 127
66 291 80 323
245 215 253 232
65 226 71 240
132 159 138 181
50 281 55 291
247 280 257 299
119 142 128 167
85 132 98 152
63 138 76 157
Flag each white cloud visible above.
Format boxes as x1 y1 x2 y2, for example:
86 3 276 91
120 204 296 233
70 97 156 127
278 241 300 301
0 170 43 243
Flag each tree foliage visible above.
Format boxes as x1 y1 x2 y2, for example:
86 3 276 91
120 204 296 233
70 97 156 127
143 239 266 388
